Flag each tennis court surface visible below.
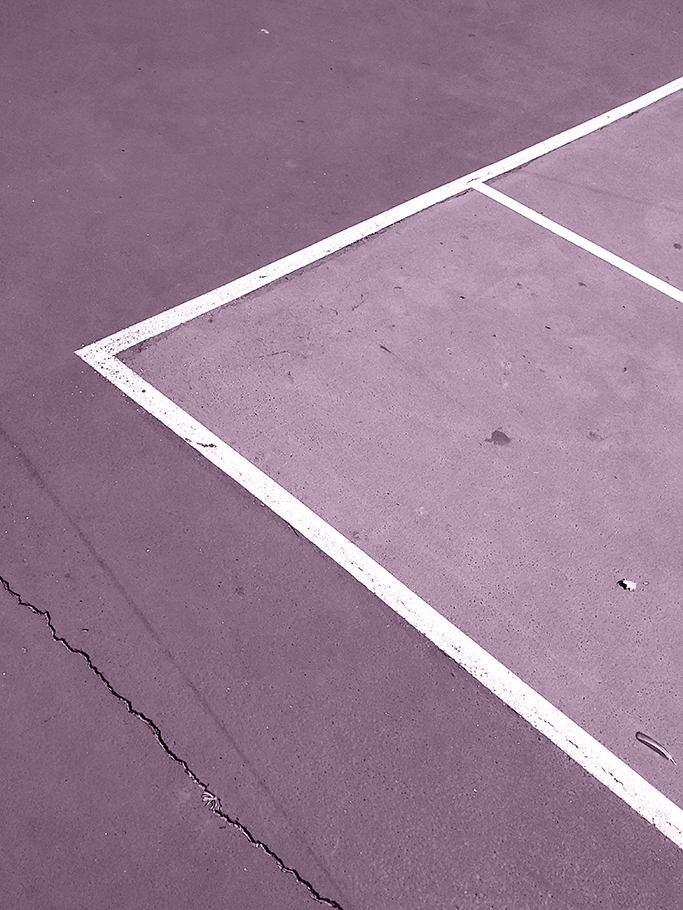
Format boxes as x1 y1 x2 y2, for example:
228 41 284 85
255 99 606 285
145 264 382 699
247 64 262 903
3 3 683 907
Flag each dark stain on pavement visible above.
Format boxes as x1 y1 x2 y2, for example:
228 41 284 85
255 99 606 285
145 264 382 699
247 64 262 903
485 428 511 446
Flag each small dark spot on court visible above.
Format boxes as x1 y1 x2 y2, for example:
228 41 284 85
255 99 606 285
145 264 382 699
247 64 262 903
674 242 681 250
485 428 511 445
578 281 587 287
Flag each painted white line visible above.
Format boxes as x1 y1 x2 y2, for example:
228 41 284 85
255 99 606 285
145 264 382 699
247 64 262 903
78 348 683 850
473 182 683 303
76 75 683 851
76 75 683 360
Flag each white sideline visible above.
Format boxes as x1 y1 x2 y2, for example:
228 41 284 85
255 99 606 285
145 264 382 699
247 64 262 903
79 352 683 850
77 75 683 360
473 182 683 303
77 76 683 850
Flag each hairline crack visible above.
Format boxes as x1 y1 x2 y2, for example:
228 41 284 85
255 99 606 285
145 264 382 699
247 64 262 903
1 574 344 910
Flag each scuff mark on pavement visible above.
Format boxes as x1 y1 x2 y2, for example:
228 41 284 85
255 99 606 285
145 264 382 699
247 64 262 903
1 574 344 910
183 437 217 448
283 519 303 539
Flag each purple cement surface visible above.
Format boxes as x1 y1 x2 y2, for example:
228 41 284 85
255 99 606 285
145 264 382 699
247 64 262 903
3 0 683 906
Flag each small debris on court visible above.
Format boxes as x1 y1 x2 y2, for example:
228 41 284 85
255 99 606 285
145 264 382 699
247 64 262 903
635 732 676 765
617 579 636 591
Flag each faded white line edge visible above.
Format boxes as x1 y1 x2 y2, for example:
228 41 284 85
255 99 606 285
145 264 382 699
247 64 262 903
473 182 683 303
75 75 683 850
77 351 683 849
77 74 683 360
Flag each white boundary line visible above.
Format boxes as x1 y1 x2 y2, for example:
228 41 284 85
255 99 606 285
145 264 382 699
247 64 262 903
80 354 683 849
76 77 683 850
78 75 683 361
473 182 683 303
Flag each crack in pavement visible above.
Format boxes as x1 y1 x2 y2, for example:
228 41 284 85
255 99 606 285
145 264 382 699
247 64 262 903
1 575 344 910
